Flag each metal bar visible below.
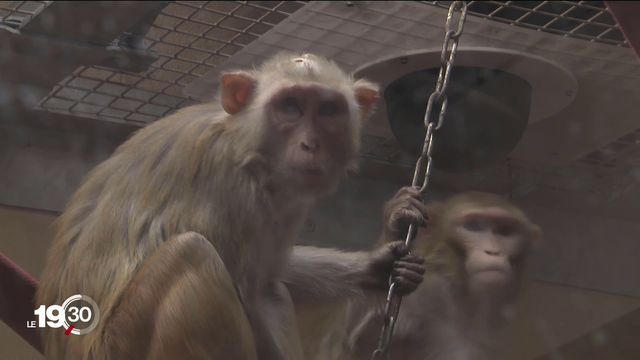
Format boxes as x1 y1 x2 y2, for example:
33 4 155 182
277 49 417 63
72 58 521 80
20 1 167 46
605 1 640 58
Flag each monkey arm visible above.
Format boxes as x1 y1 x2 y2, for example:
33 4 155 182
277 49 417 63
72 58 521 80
282 246 377 306
284 241 425 307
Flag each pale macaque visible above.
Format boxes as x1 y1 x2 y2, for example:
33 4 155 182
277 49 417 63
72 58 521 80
346 191 543 360
35 53 427 360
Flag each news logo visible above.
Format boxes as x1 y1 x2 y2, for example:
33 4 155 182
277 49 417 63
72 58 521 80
29 294 101 336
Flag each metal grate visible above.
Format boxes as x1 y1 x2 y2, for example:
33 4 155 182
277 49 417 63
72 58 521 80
17 0 627 124
0 1 51 29
421 1 628 47
33 1 308 124
578 129 640 171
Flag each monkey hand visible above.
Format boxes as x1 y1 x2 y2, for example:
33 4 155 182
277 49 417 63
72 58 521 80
363 241 425 295
382 186 429 242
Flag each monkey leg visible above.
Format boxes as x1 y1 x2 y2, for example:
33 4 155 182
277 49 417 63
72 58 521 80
103 232 257 360
257 281 305 360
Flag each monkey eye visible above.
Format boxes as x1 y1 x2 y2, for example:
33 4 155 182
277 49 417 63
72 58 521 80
462 219 484 232
494 225 515 237
282 98 302 115
318 101 338 116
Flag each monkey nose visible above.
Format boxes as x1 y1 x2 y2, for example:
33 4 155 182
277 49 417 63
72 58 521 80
485 250 501 256
301 141 318 152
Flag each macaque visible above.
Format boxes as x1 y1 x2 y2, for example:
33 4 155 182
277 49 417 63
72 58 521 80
345 191 543 360
35 53 427 360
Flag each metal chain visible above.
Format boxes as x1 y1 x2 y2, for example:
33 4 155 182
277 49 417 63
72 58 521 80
371 2 468 360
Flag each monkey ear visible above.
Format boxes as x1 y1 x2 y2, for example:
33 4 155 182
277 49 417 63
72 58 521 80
220 72 256 115
529 224 543 251
353 79 380 119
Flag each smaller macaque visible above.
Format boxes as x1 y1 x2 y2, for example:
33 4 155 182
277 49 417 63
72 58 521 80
346 191 543 360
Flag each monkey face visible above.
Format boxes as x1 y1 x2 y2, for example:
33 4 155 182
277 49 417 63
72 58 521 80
264 82 361 196
220 53 379 198
451 206 540 292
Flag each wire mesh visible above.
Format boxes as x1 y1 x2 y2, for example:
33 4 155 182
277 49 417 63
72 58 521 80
23 0 627 125
421 1 628 47
31 1 309 124
0 1 52 29
13 0 626 125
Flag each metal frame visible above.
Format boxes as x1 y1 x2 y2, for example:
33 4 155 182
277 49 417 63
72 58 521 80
0 1 52 30
421 1 628 47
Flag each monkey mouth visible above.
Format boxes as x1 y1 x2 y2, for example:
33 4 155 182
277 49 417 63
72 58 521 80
297 169 327 181
293 164 326 174
473 265 510 277
477 269 509 276
473 268 512 285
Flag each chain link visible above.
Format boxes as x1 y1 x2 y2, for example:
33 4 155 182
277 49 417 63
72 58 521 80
371 2 467 359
